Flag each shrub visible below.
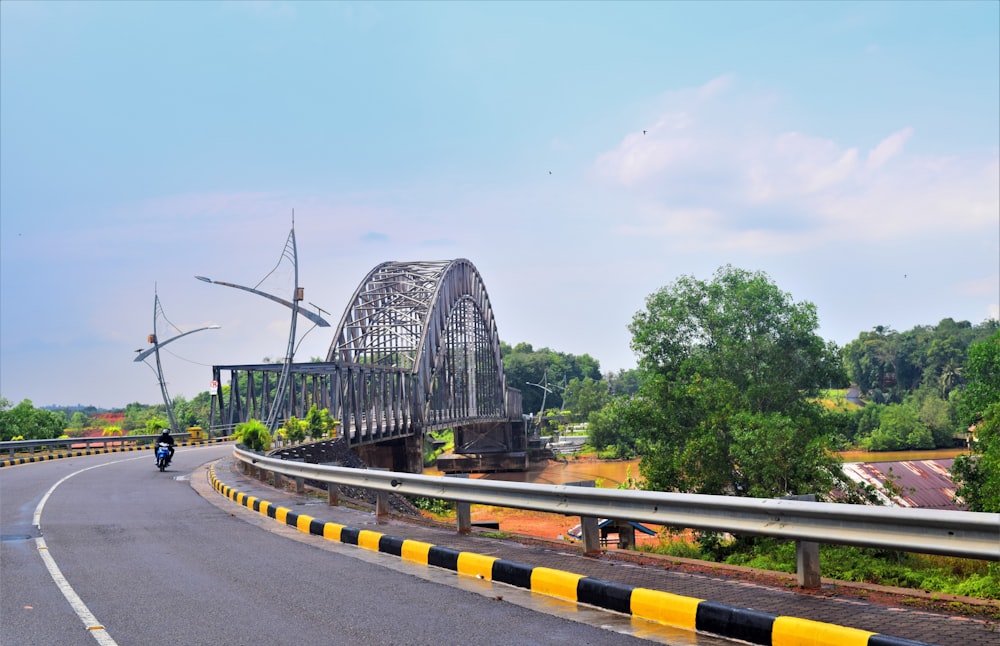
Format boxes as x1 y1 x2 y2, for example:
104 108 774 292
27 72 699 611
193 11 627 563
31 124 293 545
236 419 271 452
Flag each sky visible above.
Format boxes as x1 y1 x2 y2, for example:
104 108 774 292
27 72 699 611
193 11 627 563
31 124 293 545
1 1 998 410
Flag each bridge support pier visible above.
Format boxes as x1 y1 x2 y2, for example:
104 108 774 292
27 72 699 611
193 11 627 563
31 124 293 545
355 435 425 474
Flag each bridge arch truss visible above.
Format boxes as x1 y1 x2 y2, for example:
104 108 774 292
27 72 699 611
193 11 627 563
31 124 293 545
210 259 522 455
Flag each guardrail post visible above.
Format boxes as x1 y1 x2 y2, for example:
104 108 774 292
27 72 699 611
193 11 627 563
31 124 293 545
568 480 601 555
447 474 472 534
373 468 390 519
327 461 342 506
294 476 305 494
784 494 821 588
797 539 821 589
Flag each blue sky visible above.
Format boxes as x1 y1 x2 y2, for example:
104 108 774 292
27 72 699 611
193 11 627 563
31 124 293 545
2 1 997 409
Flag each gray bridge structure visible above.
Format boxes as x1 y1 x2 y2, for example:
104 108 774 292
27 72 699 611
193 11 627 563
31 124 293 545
207 259 526 473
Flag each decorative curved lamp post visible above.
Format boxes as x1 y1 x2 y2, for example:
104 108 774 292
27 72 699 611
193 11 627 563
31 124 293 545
134 290 220 434
196 223 329 431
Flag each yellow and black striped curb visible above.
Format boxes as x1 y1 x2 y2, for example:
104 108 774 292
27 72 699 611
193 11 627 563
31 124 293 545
0 438 232 469
208 465 929 646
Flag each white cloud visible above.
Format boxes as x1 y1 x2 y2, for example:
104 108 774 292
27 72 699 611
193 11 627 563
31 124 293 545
867 127 914 170
593 79 999 253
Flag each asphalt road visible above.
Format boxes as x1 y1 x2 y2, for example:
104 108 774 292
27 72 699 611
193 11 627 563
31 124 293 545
1 445 725 646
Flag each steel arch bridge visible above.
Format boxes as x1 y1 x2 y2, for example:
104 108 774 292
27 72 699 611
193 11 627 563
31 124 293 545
209 259 525 472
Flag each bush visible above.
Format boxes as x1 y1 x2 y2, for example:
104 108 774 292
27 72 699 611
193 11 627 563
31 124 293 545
236 419 271 452
283 416 306 444
412 497 454 516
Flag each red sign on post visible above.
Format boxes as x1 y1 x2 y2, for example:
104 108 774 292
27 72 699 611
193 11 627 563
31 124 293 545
210 380 219 389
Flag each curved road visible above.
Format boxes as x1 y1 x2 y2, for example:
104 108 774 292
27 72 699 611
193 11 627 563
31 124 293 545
1 445 711 645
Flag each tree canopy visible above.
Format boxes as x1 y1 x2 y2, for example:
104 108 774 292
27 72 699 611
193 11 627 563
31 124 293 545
0 397 67 441
951 330 1000 512
499 342 602 416
622 265 845 498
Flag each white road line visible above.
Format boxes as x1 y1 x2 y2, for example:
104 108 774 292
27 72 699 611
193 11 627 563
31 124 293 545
29 446 223 643
35 536 118 646
32 457 140 645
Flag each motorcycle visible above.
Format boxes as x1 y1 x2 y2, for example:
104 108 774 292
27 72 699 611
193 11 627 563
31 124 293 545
155 442 172 472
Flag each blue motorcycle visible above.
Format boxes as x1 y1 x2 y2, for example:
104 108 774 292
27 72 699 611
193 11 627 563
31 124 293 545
155 442 172 472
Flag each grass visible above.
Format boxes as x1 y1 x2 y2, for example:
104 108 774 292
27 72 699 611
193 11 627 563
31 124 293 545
815 388 862 412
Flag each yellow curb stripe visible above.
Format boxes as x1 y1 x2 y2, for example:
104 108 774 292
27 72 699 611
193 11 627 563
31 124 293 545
631 588 701 630
357 529 383 552
457 551 497 580
400 539 433 565
772 616 875 646
296 514 314 533
323 523 343 541
531 567 583 602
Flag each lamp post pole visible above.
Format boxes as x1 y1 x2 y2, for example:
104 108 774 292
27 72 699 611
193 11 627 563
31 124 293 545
526 370 553 434
196 223 329 432
135 290 220 434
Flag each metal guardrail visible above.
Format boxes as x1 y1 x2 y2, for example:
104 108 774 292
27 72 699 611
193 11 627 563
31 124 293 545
234 447 1000 564
1 433 191 457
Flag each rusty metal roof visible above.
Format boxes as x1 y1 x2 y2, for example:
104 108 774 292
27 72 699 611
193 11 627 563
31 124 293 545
843 459 964 510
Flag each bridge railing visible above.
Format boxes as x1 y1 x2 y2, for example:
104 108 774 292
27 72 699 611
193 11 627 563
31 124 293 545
1 433 192 458
233 446 1000 587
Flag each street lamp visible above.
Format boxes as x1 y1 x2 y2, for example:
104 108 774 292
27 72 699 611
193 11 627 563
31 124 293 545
134 290 220 434
196 223 330 431
526 370 553 434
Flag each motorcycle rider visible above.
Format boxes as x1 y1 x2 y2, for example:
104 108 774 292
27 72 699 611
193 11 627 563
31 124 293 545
156 427 175 466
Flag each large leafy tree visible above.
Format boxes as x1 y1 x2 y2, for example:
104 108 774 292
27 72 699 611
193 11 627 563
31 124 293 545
0 398 67 441
625 265 843 498
952 330 1000 512
561 377 609 422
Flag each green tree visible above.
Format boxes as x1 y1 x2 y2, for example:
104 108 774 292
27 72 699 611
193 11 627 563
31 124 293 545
68 411 89 431
952 330 1000 512
500 342 602 416
586 395 654 458
145 417 169 434
283 415 306 443
123 402 162 432
0 398 67 441
626 265 843 498
304 404 335 440
562 377 609 422
604 368 643 397
864 402 932 450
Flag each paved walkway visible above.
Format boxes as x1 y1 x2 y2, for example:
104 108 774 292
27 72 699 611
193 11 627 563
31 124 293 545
204 457 998 646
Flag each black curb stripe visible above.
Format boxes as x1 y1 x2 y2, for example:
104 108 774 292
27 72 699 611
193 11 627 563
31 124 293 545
285 510 299 528
379 535 405 557
695 600 776 645
340 527 360 545
868 635 932 646
578 577 634 614
207 466 932 646
492 559 533 590
427 546 460 571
